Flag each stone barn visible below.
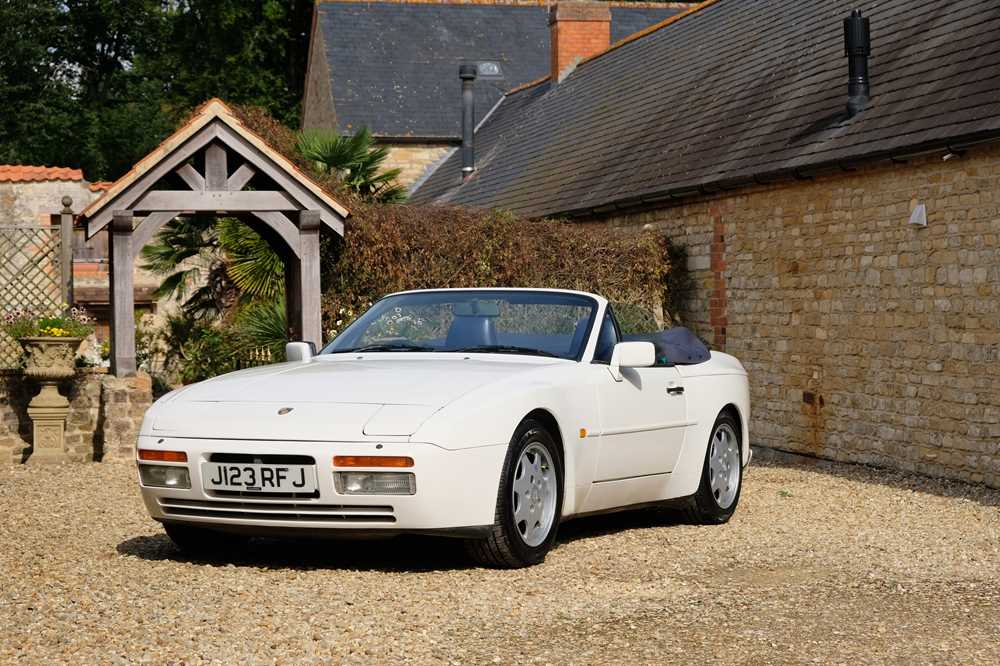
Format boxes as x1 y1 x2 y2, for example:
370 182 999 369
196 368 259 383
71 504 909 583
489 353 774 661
412 0 1000 487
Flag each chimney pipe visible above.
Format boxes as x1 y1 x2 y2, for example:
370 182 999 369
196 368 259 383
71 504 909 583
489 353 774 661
459 63 477 180
844 9 871 117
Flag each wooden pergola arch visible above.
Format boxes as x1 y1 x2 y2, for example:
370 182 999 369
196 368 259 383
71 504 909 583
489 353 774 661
79 99 349 377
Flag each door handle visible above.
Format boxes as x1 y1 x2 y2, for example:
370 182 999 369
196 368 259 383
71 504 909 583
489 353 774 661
667 386 684 395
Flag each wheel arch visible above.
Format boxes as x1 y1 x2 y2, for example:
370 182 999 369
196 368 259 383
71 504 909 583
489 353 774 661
720 402 749 465
519 407 574 516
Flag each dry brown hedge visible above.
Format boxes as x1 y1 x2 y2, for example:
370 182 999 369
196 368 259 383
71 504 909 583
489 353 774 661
321 203 684 336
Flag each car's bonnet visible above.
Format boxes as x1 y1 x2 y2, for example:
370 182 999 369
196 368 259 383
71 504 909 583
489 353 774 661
150 356 556 440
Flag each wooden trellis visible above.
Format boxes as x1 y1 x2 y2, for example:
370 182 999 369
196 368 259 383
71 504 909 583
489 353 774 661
0 207 74 368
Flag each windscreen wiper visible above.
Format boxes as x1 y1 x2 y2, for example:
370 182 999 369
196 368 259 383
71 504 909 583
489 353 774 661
449 345 560 358
337 343 436 353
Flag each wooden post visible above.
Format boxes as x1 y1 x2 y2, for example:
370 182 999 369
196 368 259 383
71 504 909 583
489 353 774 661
109 211 136 377
285 252 303 344
59 196 74 306
285 211 322 349
300 211 323 349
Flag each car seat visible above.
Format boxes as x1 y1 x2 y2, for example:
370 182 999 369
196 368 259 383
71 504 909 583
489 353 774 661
445 316 497 348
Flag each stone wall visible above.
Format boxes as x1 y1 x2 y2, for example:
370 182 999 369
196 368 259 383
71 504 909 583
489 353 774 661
607 140 1000 488
0 179 96 223
384 143 454 188
0 369 152 463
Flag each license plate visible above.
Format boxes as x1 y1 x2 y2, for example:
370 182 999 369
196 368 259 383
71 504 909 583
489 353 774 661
201 463 317 493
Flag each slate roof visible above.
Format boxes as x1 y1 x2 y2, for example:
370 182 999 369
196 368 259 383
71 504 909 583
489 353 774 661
311 1 687 139
0 165 84 183
411 0 1000 217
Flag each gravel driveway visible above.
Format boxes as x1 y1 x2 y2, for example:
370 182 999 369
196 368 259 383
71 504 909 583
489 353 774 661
1 454 998 664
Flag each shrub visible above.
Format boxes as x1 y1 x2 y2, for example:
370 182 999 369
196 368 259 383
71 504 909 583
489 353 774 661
157 314 236 384
233 297 288 362
320 205 681 338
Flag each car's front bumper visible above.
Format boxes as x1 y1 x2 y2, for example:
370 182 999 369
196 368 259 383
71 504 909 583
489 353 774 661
136 436 507 537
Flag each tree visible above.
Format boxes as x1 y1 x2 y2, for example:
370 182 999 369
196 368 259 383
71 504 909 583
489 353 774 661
0 0 76 167
153 0 313 128
0 0 314 180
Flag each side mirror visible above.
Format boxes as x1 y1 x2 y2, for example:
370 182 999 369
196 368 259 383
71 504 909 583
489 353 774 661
285 341 316 363
609 341 655 382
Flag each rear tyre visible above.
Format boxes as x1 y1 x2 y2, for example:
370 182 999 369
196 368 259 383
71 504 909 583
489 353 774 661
683 411 743 524
164 523 249 557
466 419 563 568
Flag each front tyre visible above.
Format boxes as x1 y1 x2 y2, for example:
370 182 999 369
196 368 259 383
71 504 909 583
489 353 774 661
684 411 743 524
466 419 563 568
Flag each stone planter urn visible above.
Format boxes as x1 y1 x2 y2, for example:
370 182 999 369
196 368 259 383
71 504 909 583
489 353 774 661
19 336 83 465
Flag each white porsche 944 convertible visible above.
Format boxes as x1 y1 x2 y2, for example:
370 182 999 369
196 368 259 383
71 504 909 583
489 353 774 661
138 288 750 567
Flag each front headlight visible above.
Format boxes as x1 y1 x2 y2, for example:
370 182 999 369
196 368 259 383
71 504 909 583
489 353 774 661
334 471 416 495
139 464 191 489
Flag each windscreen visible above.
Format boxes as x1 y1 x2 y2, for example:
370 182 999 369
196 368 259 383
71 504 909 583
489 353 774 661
322 290 597 360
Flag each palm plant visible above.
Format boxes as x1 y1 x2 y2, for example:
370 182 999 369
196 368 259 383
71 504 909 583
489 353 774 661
141 216 285 316
234 297 288 361
297 127 407 204
217 217 284 301
139 215 223 318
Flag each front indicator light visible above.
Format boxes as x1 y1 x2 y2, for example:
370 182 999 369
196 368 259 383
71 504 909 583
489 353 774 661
334 472 416 495
333 455 413 468
138 449 187 463
139 464 191 489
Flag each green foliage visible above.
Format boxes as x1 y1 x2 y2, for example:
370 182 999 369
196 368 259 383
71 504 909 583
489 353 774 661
158 314 235 385
140 216 283 316
233 298 288 361
297 128 407 204
151 296 288 384
140 215 220 312
1 0 312 180
218 218 285 302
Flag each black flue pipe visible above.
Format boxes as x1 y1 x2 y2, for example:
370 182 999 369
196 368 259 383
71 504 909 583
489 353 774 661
844 9 871 117
460 64 477 180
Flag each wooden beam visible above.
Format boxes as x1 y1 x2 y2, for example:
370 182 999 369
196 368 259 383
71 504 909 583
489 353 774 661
250 211 300 258
205 143 228 190
109 211 136 377
133 211 179 250
86 123 221 237
214 123 345 235
175 163 205 191
133 190 299 212
228 164 255 191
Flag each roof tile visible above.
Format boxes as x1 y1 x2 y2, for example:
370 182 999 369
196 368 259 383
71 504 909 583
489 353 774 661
0 165 84 183
412 0 1000 216
311 1 684 138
